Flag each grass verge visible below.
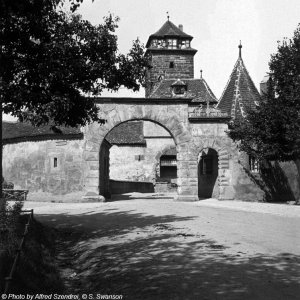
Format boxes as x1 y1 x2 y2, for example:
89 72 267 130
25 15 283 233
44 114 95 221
0 201 64 293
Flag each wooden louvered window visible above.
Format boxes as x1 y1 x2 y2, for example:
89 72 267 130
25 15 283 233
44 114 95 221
249 156 260 173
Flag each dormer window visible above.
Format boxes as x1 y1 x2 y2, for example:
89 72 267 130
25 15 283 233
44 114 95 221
171 79 187 96
174 86 185 94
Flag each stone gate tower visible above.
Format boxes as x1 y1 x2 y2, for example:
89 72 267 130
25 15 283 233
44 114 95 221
145 20 197 97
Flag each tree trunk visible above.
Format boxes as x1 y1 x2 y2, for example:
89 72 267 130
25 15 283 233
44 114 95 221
0 75 3 211
294 159 300 205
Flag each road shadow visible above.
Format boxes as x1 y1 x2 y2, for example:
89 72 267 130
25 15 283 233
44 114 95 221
109 193 176 202
37 210 300 300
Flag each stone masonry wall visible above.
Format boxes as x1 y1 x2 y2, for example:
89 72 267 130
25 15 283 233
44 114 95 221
109 137 174 183
83 102 196 201
149 53 194 83
83 101 264 201
3 101 299 202
3 140 87 201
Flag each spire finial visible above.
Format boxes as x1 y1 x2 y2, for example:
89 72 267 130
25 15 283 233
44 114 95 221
238 40 242 58
200 69 203 79
166 12 169 21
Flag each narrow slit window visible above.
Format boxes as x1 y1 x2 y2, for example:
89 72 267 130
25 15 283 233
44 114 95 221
54 157 58 168
169 62 174 68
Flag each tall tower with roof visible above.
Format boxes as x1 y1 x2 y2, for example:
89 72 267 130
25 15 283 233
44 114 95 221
145 19 197 97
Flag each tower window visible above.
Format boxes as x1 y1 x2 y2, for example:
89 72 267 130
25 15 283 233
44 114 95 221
169 62 174 68
180 40 190 49
167 39 177 49
53 157 58 168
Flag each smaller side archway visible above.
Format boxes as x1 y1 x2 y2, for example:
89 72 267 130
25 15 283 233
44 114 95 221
153 145 177 193
198 148 219 199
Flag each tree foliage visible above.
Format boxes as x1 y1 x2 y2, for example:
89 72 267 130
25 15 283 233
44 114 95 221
228 24 300 163
0 0 149 127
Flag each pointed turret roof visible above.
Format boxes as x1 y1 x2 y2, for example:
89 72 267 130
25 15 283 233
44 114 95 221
217 44 260 119
146 20 193 47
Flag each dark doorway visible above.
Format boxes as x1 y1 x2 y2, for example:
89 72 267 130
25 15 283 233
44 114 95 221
198 148 218 199
160 155 177 182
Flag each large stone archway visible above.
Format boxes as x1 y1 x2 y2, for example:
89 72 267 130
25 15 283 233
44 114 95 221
82 99 196 201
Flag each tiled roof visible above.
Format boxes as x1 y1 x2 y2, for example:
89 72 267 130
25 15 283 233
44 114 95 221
151 20 192 39
2 121 83 145
146 20 192 47
149 78 218 104
105 121 146 145
217 56 261 119
171 79 186 86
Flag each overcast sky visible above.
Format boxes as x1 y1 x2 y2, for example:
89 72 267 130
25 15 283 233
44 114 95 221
4 0 300 121
77 0 300 98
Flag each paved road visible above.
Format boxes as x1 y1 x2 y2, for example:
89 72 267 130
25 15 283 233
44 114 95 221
25 195 300 300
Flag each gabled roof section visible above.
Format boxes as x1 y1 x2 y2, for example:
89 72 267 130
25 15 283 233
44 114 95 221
2 121 83 145
146 20 193 47
149 78 218 104
171 78 186 87
217 47 260 119
105 121 146 146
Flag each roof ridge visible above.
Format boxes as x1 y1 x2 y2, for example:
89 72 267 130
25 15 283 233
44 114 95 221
217 58 240 106
236 58 260 117
201 78 218 102
149 79 164 97
231 59 244 118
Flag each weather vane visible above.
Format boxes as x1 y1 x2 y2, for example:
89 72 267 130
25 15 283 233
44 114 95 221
167 12 169 21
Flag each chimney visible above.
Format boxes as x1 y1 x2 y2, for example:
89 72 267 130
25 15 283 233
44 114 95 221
260 74 270 95
178 24 183 31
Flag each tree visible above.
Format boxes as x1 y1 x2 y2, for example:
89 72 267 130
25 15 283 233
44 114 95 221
0 0 149 197
228 24 300 203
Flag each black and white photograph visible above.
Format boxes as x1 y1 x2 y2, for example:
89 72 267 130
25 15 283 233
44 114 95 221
1 0 300 299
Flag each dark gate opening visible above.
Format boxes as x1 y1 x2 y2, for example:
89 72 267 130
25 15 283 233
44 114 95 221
198 148 218 199
99 120 177 199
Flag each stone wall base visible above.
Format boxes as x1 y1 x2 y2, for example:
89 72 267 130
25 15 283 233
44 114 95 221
174 195 199 202
81 195 106 202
